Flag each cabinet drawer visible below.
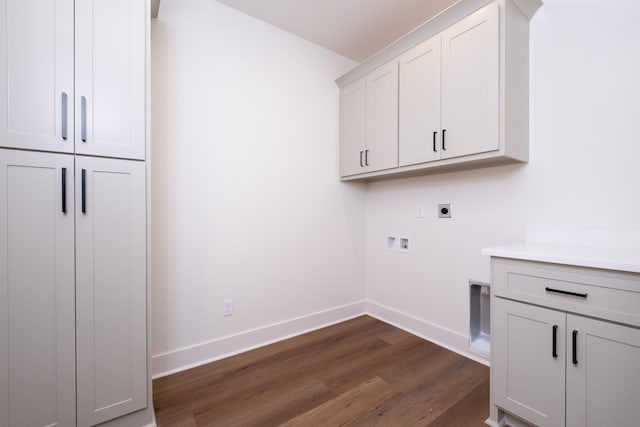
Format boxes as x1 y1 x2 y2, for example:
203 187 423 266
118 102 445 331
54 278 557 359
492 258 640 328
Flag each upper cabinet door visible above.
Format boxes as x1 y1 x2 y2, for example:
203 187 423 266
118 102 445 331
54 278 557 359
399 36 442 167
366 61 398 173
75 0 146 160
339 78 366 177
441 2 499 160
0 0 74 153
0 149 76 427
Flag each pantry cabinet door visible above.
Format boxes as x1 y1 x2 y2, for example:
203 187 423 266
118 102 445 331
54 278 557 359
75 156 147 426
0 0 74 152
441 2 499 159
75 0 146 160
0 149 76 427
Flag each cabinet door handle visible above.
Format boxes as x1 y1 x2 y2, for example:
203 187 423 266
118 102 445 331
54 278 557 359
552 325 558 358
61 92 68 140
442 129 447 150
545 287 588 298
81 96 87 142
365 149 370 166
433 131 438 152
81 168 87 214
61 167 67 214
359 151 364 167
572 330 578 365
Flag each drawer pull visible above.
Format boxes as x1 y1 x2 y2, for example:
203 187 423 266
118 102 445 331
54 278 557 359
545 287 588 298
552 325 558 358
572 330 578 365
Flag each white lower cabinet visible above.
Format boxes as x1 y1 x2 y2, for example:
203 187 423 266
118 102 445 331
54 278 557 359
0 149 147 427
565 315 640 427
493 298 565 427
490 257 640 427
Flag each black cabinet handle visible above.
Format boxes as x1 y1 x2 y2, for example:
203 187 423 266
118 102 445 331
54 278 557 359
81 168 86 214
442 129 447 150
433 131 437 152
552 325 558 358
545 287 588 298
359 151 364 167
61 168 67 214
572 330 578 365
365 149 369 166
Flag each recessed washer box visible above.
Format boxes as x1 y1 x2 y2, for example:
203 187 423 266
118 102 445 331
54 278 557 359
469 280 490 358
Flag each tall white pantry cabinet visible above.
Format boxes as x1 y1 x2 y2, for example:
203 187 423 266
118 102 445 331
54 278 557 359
0 1 153 427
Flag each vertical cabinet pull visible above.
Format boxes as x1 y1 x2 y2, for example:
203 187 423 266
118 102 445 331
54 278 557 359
61 92 68 140
81 169 87 214
61 168 67 214
433 131 437 152
359 151 364 167
365 149 370 166
81 96 87 142
442 129 447 150
552 325 558 358
572 330 578 365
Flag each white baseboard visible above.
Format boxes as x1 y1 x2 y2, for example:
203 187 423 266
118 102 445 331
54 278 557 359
367 300 490 366
153 299 489 378
152 301 367 378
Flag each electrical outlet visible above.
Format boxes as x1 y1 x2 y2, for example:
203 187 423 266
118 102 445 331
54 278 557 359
223 299 233 317
438 203 452 218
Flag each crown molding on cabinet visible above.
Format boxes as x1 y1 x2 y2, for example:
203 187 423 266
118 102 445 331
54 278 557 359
151 0 160 19
336 0 542 88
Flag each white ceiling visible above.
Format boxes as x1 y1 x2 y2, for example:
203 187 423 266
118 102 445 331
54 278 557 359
214 0 459 62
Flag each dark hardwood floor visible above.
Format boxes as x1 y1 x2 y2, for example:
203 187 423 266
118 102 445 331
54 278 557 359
153 315 489 426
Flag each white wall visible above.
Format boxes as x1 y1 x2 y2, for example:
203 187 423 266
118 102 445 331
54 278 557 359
151 0 364 375
152 0 640 375
366 0 640 354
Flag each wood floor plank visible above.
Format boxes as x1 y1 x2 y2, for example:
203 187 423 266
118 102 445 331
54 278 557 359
194 380 335 427
279 377 398 427
428 377 491 427
153 316 490 427
354 357 489 426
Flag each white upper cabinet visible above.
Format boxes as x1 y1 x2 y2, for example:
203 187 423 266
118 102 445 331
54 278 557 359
399 4 499 167
0 0 75 153
441 3 499 159
398 35 442 166
338 0 537 180
0 0 146 160
339 79 366 177
75 0 146 159
365 61 398 173
340 61 398 177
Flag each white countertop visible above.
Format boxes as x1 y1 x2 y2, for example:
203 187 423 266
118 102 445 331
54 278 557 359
482 243 640 274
